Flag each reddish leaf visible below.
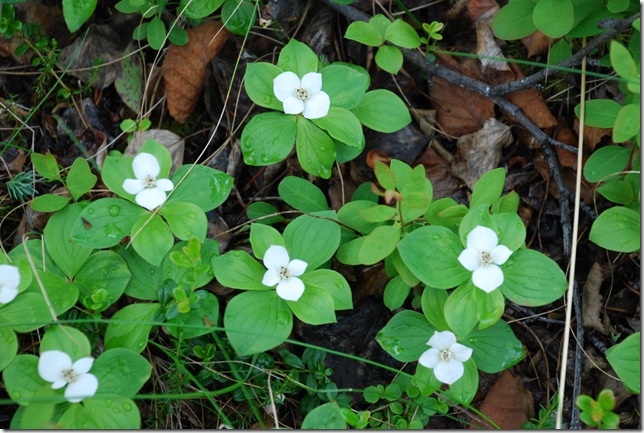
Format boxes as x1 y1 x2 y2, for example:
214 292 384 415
163 21 229 123
503 63 557 129
472 370 534 429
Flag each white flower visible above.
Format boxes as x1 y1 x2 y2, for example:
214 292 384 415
261 245 308 301
122 152 174 211
419 330 473 385
38 350 99 403
0 264 20 304
273 71 330 119
458 225 513 293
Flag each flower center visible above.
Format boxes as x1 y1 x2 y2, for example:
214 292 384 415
61 368 79 384
143 175 157 188
480 251 492 266
295 88 309 100
439 349 453 363
278 266 290 280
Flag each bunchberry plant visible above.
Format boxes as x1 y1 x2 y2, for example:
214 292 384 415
242 38 411 178
344 14 422 74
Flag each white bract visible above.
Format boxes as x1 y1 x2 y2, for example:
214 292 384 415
0 264 20 304
273 71 330 119
261 245 308 302
122 152 174 211
38 350 99 403
419 330 473 385
458 225 513 293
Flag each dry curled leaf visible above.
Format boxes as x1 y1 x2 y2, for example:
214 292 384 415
475 5 510 72
582 261 609 335
163 20 229 123
472 370 534 429
451 118 513 190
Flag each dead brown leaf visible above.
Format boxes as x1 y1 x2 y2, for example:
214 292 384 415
475 4 510 72
554 118 579 168
467 0 499 21
522 30 554 57
503 63 557 129
574 117 612 150
582 261 609 335
451 118 513 190
428 54 495 137
471 370 534 429
126 129 185 172
415 143 466 201
163 20 229 123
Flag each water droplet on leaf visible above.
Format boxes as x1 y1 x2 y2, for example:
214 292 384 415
109 205 120 217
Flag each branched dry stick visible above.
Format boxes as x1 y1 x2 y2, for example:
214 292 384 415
320 0 635 256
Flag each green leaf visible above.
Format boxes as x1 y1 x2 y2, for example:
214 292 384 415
246 201 284 225
470 167 505 208
589 206 640 253
212 250 268 291
501 248 567 306
313 107 365 149
277 38 319 76
296 117 336 178
397 225 469 289
375 45 403 74
583 145 630 182
147 16 166 50
3 355 48 405
287 284 336 325
180 0 225 18
491 0 537 40
75 251 131 312
463 320 525 373
43 203 93 278
59 398 140 429
278 176 328 212
221 0 256 36
284 212 341 270
607 0 630 13
344 20 383 46
30 194 70 212
360 204 397 223
337 200 382 234
610 40 638 80
243 62 284 110
613 103 640 143
130 213 173 266
548 39 572 66
302 402 346 429
104 303 161 353
576 99 621 128
71 198 146 248
492 212 526 251
384 19 421 48
241 112 297 166
605 332 640 394
163 238 219 290
532 0 574 38
416 358 479 405
168 164 232 212
62 0 97 32
31 152 60 181
358 225 401 265
0 327 17 372
425 198 467 228
119 246 164 300
376 310 434 362
474 284 505 329
250 223 285 260
320 63 370 110
444 282 478 337
40 325 90 358
28 272 78 318
352 89 411 133
159 201 207 241
0 291 50 332
369 14 392 38
165 291 219 338
224 290 292 355
383 275 411 310
66 158 97 201
421 286 449 331
597 180 635 205
300 269 353 311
